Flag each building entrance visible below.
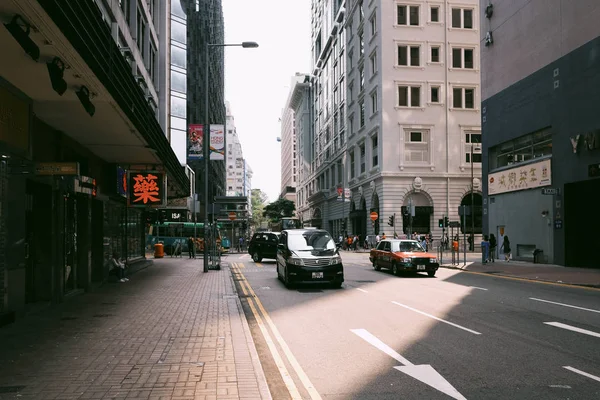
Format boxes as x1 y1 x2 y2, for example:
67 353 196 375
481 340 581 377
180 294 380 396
565 179 600 268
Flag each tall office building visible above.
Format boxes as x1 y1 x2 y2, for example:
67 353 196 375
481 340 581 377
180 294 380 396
300 0 482 239
481 0 600 267
297 0 347 229
279 74 305 204
225 102 245 197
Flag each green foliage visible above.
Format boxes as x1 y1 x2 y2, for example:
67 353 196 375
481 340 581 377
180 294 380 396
250 189 268 228
263 198 296 222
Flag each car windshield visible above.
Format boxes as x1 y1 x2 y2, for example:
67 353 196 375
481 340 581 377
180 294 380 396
288 231 335 251
393 241 425 252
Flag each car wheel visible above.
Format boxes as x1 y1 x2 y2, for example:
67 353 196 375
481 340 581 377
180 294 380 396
427 271 436 277
331 281 343 289
373 260 381 271
284 270 292 288
392 262 399 276
252 252 262 263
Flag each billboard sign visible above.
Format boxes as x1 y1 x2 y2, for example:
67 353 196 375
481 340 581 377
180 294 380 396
127 171 167 207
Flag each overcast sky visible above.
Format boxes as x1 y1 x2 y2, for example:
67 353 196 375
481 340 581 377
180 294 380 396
222 0 311 202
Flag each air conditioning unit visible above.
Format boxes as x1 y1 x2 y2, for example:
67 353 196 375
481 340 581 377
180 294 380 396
485 31 494 46
118 46 134 61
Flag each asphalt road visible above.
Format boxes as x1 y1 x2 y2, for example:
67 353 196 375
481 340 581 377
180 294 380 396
225 250 600 400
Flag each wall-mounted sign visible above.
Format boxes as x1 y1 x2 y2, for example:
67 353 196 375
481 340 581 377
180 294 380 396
187 124 225 161
488 158 551 196
570 130 600 154
117 166 127 197
75 176 97 197
541 187 560 195
35 162 79 176
127 171 166 207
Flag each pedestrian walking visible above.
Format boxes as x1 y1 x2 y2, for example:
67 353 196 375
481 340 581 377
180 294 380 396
500 236 511 262
481 235 490 264
489 234 497 263
187 237 194 259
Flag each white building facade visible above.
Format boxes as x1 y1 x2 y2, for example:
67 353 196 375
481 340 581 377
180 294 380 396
225 101 247 197
302 0 482 240
297 0 348 230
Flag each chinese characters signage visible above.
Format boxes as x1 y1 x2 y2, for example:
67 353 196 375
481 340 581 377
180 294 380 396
127 171 166 207
187 124 225 161
117 166 127 197
488 159 551 195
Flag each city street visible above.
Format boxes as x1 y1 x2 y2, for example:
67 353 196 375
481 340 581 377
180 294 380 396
226 251 600 400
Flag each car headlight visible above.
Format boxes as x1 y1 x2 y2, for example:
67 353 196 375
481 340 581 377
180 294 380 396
329 255 342 265
430 258 438 263
401 258 411 263
289 257 304 266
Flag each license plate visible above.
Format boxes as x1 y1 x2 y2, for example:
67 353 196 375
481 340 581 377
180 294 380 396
417 265 426 270
312 272 324 279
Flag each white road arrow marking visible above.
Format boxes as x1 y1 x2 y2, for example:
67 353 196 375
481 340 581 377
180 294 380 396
544 322 600 338
351 329 467 400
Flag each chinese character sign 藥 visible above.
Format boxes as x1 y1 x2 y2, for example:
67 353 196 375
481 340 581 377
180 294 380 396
488 159 551 195
127 171 166 207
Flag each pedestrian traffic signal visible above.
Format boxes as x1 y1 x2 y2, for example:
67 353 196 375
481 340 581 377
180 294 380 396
438 218 444 228
388 215 394 226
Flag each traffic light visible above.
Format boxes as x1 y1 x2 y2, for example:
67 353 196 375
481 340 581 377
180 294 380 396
341 221 346 230
444 216 449 228
438 218 443 228
388 215 394 226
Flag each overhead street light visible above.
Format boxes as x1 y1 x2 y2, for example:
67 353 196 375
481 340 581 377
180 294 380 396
203 41 258 272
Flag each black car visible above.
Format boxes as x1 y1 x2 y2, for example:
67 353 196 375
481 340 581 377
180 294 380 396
248 231 280 262
276 229 344 288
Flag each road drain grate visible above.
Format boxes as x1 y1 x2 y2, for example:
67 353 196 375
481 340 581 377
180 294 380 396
0 386 25 393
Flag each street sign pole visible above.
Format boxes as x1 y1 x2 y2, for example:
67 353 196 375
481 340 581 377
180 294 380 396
462 205 467 266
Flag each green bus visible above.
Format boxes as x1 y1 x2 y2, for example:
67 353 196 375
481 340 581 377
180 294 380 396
147 222 223 254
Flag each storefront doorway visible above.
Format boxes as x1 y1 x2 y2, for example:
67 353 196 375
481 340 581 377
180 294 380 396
565 179 599 268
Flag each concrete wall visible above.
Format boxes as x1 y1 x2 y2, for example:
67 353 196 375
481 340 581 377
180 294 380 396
480 0 600 100
487 189 554 263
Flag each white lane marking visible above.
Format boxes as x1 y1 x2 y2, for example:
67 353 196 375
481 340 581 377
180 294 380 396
530 297 600 314
563 366 600 383
351 329 467 400
544 322 600 338
392 301 482 335
350 329 413 365
470 286 488 291
549 385 571 389
356 288 369 293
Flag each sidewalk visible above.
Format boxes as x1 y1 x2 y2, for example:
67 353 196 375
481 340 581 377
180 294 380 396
440 257 600 288
0 258 272 400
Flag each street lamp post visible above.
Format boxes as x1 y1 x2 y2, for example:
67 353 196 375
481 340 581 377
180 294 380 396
470 143 481 251
203 41 258 273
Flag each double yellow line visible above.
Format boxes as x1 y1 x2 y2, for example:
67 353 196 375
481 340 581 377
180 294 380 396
231 263 322 400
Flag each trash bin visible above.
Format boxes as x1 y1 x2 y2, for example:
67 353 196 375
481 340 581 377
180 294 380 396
154 243 164 258
533 249 543 264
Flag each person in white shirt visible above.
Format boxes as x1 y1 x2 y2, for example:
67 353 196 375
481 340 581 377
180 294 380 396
111 252 128 282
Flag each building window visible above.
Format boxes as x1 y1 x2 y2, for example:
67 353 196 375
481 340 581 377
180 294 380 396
398 85 421 107
465 132 482 163
397 5 420 26
360 143 366 173
359 100 365 127
371 134 378 167
348 115 354 136
488 128 552 170
359 30 364 55
370 14 376 36
149 45 156 84
136 8 145 52
349 83 353 103
370 52 377 75
452 87 475 109
371 90 377 114
359 0 364 21
452 8 474 29
430 6 439 22
405 130 430 163
171 20 187 45
430 86 440 103
359 66 364 91
348 51 354 70
120 0 131 24
452 48 474 69
430 46 440 63
397 45 420 66
350 152 355 178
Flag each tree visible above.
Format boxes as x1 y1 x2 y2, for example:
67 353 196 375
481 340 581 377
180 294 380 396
263 198 296 222
250 189 268 228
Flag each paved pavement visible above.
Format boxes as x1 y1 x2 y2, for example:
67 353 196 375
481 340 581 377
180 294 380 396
230 252 600 399
0 258 271 400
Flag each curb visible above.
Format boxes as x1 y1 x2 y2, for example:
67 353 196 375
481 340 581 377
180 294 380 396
226 264 273 400
439 265 600 290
